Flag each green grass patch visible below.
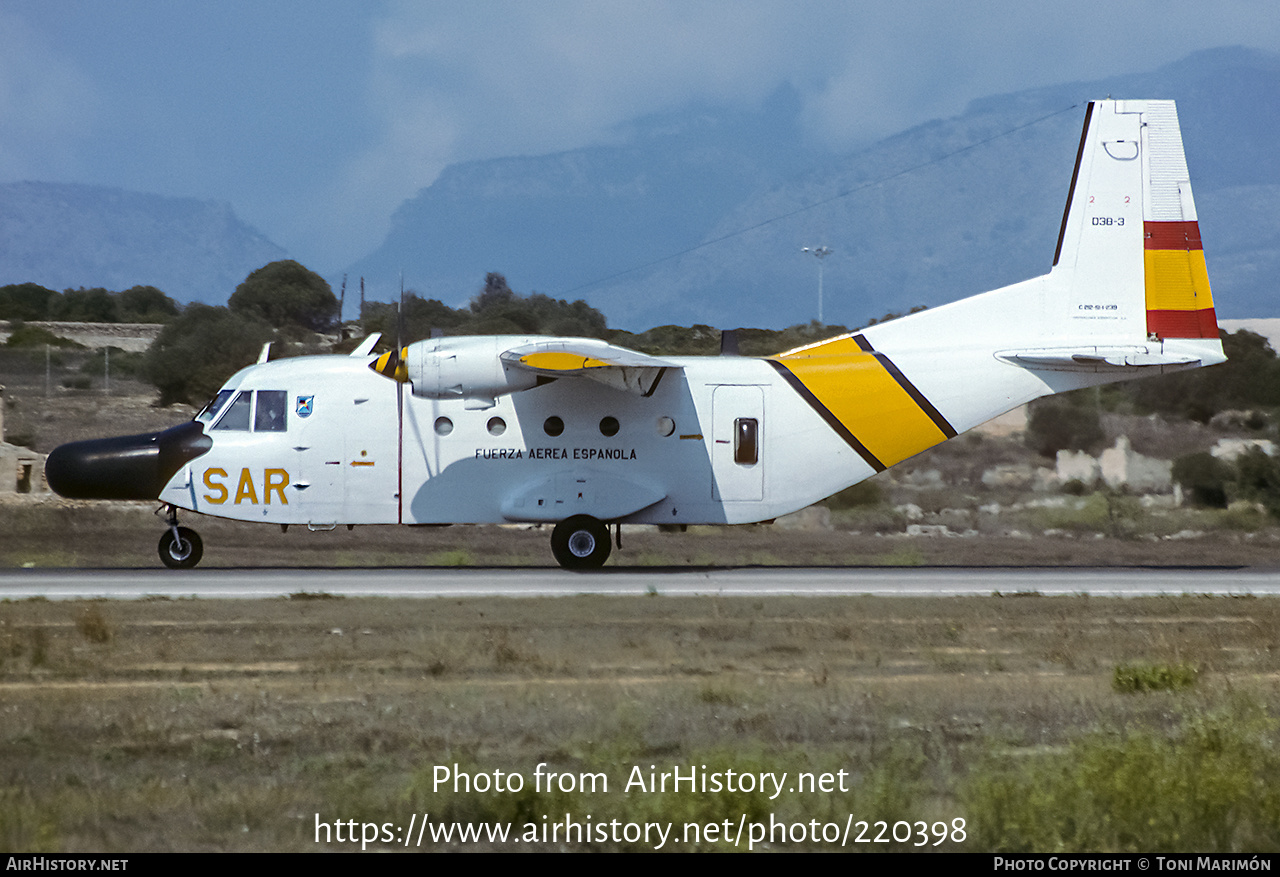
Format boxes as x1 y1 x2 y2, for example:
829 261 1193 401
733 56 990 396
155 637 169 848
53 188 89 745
964 702 1280 852
1112 661 1199 693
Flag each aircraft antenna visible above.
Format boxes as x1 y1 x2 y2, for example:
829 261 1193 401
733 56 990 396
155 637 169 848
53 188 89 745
397 275 405 524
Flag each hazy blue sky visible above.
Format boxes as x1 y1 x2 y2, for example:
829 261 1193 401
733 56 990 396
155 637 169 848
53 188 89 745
4 1 1278 273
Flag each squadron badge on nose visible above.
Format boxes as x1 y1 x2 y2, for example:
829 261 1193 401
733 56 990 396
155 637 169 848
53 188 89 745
296 395 314 418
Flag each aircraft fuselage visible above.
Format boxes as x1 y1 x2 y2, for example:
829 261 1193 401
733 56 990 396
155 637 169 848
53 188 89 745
161 349 866 529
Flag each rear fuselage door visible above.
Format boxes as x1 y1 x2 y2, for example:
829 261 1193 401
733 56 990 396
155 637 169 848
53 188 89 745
711 384 764 501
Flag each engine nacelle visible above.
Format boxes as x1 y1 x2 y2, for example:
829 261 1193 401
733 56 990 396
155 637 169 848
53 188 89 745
403 336 541 408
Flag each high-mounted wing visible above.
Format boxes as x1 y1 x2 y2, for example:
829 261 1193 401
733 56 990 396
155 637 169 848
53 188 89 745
368 335 679 406
501 339 677 396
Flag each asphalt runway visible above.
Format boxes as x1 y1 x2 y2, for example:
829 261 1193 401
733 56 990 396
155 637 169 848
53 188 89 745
1 566 1278 599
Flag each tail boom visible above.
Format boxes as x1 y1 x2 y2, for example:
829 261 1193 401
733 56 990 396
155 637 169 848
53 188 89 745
770 99 1225 471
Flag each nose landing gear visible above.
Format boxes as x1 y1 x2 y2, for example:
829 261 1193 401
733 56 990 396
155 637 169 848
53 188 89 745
157 505 203 570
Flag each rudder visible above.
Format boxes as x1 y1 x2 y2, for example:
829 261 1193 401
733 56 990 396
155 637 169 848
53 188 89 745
1053 99 1218 343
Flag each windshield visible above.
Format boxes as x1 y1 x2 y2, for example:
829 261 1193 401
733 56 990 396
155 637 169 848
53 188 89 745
195 389 235 424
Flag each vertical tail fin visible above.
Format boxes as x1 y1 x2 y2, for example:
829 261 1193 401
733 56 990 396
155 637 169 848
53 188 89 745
771 100 1225 464
1053 99 1218 343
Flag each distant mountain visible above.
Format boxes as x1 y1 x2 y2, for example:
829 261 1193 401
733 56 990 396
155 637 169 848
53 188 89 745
345 86 825 310
0 182 286 304
349 46 1280 330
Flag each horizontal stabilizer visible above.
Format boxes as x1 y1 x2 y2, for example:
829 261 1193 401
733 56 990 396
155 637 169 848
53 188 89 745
997 347 1201 371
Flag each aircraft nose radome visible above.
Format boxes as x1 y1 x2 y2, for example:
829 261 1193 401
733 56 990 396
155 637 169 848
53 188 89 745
45 421 213 501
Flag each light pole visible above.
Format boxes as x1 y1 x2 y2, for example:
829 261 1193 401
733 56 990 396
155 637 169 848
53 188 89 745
802 246 833 324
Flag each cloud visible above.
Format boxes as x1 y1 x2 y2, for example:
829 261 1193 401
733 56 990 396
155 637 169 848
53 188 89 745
7 1 1280 275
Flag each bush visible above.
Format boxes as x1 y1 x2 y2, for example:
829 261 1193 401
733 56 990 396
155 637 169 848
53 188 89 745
1112 662 1199 693
965 703 1280 852
1173 452 1233 509
1026 390 1105 457
144 304 274 405
1124 330 1280 422
4 324 83 349
1232 447 1280 518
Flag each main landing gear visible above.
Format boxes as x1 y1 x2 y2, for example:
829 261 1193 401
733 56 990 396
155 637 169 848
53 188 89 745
550 515 612 570
157 505 203 570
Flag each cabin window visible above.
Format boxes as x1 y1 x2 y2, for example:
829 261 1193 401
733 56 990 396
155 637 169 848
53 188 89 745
254 390 288 432
434 417 453 436
734 418 758 465
487 417 506 436
599 416 620 437
543 416 564 437
196 389 235 424
212 391 253 431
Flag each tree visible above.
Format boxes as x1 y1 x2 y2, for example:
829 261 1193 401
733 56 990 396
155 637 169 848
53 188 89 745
229 260 338 333
117 285 179 322
49 287 118 322
144 304 273 405
357 273 612 346
467 273 608 338
0 283 57 320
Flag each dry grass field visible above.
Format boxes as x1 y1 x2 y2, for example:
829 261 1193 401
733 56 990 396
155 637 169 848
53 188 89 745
0 591 1278 852
4 386 1280 852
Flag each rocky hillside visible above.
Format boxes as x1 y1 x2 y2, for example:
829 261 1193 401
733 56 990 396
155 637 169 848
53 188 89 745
349 47 1280 331
0 182 286 304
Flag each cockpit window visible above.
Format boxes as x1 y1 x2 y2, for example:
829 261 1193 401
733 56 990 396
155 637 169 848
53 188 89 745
212 391 253 431
254 390 288 432
196 389 235 424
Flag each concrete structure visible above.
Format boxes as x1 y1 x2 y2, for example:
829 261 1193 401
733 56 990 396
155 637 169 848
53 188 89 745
0 321 162 353
0 385 48 494
1210 437 1277 462
1099 436 1172 492
1055 436 1172 493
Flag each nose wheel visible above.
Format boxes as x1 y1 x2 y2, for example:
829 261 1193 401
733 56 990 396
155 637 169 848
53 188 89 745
551 515 611 570
157 505 203 569
158 527 202 569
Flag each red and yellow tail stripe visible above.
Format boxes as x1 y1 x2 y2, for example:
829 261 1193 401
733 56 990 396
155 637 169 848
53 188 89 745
1145 220 1217 339
770 335 955 472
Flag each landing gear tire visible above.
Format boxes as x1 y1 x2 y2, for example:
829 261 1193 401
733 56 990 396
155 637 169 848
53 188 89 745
158 527 203 570
551 516 611 570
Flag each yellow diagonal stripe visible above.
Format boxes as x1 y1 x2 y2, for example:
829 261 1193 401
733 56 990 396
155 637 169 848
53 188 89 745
777 335 866 359
1145 250 1214 312
778 353 949 468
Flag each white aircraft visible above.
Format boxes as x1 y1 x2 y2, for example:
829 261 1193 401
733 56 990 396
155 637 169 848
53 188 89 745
46 100 1223 570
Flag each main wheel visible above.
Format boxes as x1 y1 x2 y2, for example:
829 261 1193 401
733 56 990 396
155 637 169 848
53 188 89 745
158 527 203 570
551 516 611 570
